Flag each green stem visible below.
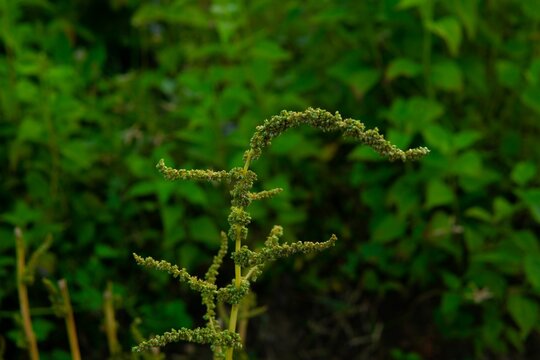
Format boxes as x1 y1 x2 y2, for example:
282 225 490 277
15 228 39 360
58 279 81 360
225 150 253 360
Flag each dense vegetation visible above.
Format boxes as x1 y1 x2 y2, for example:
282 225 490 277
1 0 539 359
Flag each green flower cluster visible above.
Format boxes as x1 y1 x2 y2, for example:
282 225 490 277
133 108 429 359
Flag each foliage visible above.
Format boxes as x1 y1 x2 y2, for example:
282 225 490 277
0 0 539 359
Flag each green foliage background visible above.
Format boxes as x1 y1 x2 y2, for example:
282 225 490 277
1 0 539 359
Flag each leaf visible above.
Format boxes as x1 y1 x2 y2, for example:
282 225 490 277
511 231 539 254
451 0 478 39
431 60 463 92
384 97 445 131
386 58 422 81
441 291 461 318
465 207 492 222
452 151 483 177
520 0 540 21
17 117 45 142
493 197 514 222
188 217 220 247
348 68 381 97
328 57 380 97
516 188 540 223
453 130 482 150
396 0 428 10
507 294 539 338
496 60 522 89
428 17 462 56
426 179 454 209
372 215 406 244
521 85 540 115
441 271 461 290
422 125 452 154
250 40 290 61
524 254 540 291
511 162 537 186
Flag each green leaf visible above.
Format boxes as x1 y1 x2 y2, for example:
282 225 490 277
348 146 381 161
451 0 478 39
493 197 514 222
188 217 220 247
441 291 461 318
453 130 482 150
396 0 428 10
372 215 406 244
176 182 209 206
431 60 463 92
425 179 454 209
452 151 483 177
422 125 452 153
511 231 539 254
17 117 45 142
511 162 537 186
520 0 540 21
516 188 540 223
524 254 540 291
496 60 522 89
465 207 491 222
522 85 540 115
507 294 539 338
386 58 422 81
428 17 462 56
250 40 290 61
348 68 381 97
384 97 445 131
441 271 461 290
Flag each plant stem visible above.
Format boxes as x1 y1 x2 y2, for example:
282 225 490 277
103 282 121 356
58 279 81 360
225 150 253 360
15 228 39 360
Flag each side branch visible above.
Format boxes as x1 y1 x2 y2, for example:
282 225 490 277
156 159 229 182
232 234 338 268
246 108 429 162
133 327 242 352
248 188 283 201
133 254 216 293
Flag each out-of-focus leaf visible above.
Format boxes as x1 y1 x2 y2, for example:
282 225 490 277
384 97 445 131
507 294 539 338
521 85 540 115
451 0 478 39
386 58 422 81
511 162 537 186
188 217 220 247
524 254 540 291
493 197 514 222
425 179 454 209
464 207 492 222
496 60 521 89
250 40 290 61
428 17 462 56
431 60 463 92
516 188 540 223
422 125 452 153
520 0 540 21
453 130 482 150
511 231 540 254
396 0 428 10
372 215 406 244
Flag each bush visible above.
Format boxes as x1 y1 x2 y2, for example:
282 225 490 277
1 0 539 359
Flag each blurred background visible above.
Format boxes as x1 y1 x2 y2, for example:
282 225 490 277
1 0 540 359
